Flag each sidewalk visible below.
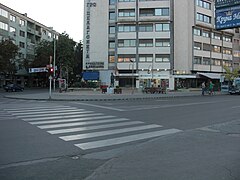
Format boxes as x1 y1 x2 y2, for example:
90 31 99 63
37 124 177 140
2 88 219 101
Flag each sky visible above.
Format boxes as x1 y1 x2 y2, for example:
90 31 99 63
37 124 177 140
1 0 84 42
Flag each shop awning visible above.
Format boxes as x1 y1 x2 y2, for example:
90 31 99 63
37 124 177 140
82 71 99 80
197 72 222 79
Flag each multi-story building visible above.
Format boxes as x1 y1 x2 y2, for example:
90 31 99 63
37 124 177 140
83 0 240 90
0 3 58 86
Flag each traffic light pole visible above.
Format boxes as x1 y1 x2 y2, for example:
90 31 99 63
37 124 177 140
49 75 52 100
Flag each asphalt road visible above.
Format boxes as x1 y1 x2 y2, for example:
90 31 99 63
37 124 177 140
0 92 239 180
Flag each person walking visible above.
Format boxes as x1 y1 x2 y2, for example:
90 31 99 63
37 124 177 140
209 80 214 95
201 81 206 95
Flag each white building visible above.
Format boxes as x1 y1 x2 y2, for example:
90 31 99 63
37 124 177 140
83 0 240 90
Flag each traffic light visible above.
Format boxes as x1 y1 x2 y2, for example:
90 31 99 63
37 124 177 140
49 67 54 74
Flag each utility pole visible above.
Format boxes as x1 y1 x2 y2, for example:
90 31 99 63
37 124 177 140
53 36 56 91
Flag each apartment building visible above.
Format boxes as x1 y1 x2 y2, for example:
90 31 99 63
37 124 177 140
83 0 240 90
0 3 58 86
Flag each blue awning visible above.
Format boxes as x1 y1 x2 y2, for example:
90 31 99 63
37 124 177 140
82 72 99 80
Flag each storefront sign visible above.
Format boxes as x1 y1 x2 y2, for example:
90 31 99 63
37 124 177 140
216 5 240 29
86 62 104 69
85 1 97 61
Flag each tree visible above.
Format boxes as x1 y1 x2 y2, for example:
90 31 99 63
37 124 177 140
56 33 76 69
31 40 53 67
223 65 240 81
73 41 83 76
0 39 19 75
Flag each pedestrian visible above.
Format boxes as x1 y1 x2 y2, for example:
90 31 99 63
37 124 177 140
209 80 214 95
201 81 206 95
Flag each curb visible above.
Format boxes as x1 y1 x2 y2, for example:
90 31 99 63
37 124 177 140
4 94 209 101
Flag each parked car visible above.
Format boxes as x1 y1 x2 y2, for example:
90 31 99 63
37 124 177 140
3 84 24 92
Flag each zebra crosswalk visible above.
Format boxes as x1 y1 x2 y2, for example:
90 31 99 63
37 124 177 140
4 105 182 151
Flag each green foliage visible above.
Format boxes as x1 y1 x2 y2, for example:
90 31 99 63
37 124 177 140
0 39 19 74
32 40 53 67
223 66 240 81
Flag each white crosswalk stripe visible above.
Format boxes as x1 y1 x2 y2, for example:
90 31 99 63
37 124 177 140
5 105 182 151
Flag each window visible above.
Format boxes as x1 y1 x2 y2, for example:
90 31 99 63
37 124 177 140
139 54 153 62
194 56 202 64
203 43 211 51
0 8 8 18
10 14 16 22
196 0 211 10
118 25 135 32
109 0 116 5
119 0 135 2
139 24 153 32
202 57 211 65
234 51 240 57
212 45 221 53
155 39 170 47
155 23 170 31
212 59 221 66
194 28 201 36
155 8 169 16
109 55 115 63
139 39 153 47
118 9 135 17
19 42 25 48
109 26 115 34
19 19 25 26
140 9 154 16
109 12 115 20
10 27 16 33
223 35 232 42
155 54 170 62
117 54 136 62
109 41 115 48
20 30 25 37
212 32 221 40
223 60 231 67
202 30 210 38
118 39 136 47
196 13 211 23
0 21 8 31
223 47 232 55
194 42 202 50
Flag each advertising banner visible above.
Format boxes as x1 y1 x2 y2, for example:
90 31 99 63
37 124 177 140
216 5 240 29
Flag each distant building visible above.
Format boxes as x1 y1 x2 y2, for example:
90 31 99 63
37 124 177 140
83 0 240 90
0 3 58 86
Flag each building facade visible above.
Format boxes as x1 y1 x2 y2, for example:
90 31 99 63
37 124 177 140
0 3 58 86
83 0 240 90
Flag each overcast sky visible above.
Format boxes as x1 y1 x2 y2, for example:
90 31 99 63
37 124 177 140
1 0 84 42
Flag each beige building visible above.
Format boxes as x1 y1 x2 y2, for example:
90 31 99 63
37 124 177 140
83 0 240 90
0 3 58 86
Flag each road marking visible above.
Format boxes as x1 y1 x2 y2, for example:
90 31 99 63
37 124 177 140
17 111 93 118
38 118 130 129
60 124 162 141
73 102 125 111
128 101 226 111
11 109 82 115
30 115 115 125
6 107 77 113
22 113 104 121
4 106 70 111
47 121 144 134
75 129 182 150
231 106 240 109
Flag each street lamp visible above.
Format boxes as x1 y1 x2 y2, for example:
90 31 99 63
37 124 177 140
130 60 134 94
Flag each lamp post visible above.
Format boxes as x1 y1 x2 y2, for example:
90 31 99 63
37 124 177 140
53 35 56 91
130 60 134 94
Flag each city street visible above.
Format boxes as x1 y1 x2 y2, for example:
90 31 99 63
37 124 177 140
0 90 239 180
